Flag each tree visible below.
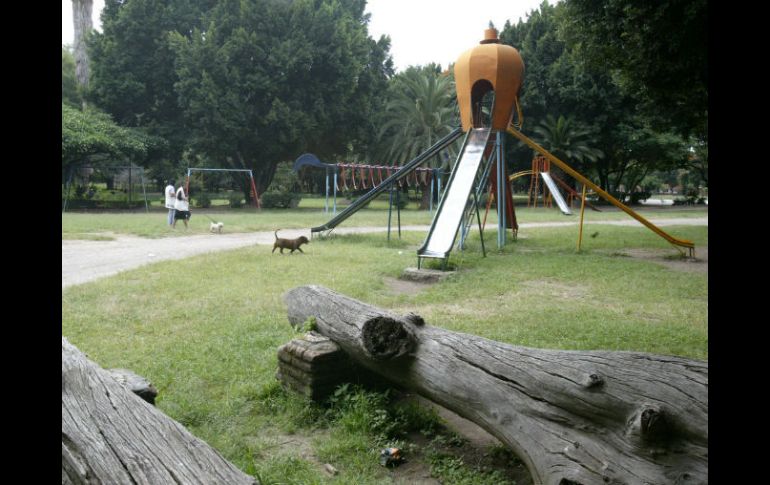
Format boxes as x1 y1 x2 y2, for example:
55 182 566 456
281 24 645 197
88 0 214 164
72 0 93 91
532 114 603 166
499 1 698 194
61 103 166 172
561 0 707 142
170 0 392 195
62 47 80 107
375 65 459 166
284 285 708 485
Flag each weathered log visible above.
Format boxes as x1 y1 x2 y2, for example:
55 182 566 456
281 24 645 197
284 285 708 485
108 368 158 405
62 337 258 485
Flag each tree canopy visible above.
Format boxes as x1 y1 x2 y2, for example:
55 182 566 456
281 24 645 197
170 0 392 193
62 103 166 171
375 64 459 166
62 47 81 108
499 0 701 193
560 0 707 142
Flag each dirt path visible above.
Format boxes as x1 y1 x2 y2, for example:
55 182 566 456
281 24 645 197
62 217 706 288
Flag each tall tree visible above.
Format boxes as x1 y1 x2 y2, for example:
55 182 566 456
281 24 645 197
62 47 80 107
89 0 216 162
62 103 166 172
170 0 392 194
532 114 603 166
72 0 93 92
375 65 459 166
499 1 694 194
561 0 707 142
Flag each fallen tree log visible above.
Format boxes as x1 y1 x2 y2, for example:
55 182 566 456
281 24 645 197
285 285 707 485
62 337 258 485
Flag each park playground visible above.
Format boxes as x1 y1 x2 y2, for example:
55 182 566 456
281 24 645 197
63 20 707 485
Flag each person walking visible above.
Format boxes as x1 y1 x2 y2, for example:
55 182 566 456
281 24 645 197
173 182 191 229
164 180 176 226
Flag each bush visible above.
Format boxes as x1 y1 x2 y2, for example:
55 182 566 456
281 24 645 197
194 193 211 208
228 193 244 208
261 191 301 209
628 190 651 205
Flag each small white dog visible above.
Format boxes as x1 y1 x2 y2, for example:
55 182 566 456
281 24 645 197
209 221 224 234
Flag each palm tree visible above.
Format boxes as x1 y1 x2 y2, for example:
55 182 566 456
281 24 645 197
532 114 604 165
532 114 604 191
376 66 459 167
374 66 460 209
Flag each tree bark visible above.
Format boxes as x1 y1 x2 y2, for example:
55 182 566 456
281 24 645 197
62 337 258 485
284 285 708 485
72 0 92 90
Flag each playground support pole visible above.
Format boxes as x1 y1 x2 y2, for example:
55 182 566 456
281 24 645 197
128 166 132 208
324 168 330 213
387 183 394 241
473 191 487 257
333 170 337 214
496 132 506 249
397 188 402 239
140 169 149 213
429 170 434 215
577 184 587 252
249 172 261 209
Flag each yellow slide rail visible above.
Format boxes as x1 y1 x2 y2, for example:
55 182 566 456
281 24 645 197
509 170 534 182
506 126 695 255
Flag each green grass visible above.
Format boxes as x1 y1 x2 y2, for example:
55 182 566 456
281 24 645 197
61 220 707 483
62 194 708 239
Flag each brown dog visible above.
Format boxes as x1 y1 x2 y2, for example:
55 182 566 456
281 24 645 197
272 230 309 254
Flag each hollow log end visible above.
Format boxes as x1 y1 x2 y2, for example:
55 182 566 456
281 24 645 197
361 316 416 360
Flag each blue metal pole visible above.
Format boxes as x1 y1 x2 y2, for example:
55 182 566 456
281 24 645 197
429 169 435 215
325 169 329 213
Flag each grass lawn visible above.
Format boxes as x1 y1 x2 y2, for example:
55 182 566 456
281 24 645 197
61 210 707 484
62 194 708 239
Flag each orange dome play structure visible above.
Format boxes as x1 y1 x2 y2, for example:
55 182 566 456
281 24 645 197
454 28 524 132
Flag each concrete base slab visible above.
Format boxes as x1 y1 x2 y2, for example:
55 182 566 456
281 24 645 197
401 267 455 284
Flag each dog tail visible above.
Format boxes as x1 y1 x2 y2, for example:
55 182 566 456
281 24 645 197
275 229 279 239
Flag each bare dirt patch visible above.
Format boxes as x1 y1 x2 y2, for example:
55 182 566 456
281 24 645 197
387 393 533 485
610 246 708 273
383 276 433 295
253 429 332 475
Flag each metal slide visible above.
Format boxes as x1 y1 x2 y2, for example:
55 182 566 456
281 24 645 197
311 127 463 234
540 171 572 215
417 127 492 262
507 126 695 253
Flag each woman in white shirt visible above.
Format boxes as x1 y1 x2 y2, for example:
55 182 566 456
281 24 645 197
164 180 176 226
173 183 191 229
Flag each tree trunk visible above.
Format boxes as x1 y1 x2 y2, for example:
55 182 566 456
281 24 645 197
418 186 430 210
61 337 258 485
72 0 92 91
284 285 707 485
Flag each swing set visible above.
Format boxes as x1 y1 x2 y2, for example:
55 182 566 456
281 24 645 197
184 168 261 209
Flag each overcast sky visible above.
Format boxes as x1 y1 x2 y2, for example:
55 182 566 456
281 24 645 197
63 0 551 72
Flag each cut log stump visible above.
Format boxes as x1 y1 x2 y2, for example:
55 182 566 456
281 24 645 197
284 285 708 485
